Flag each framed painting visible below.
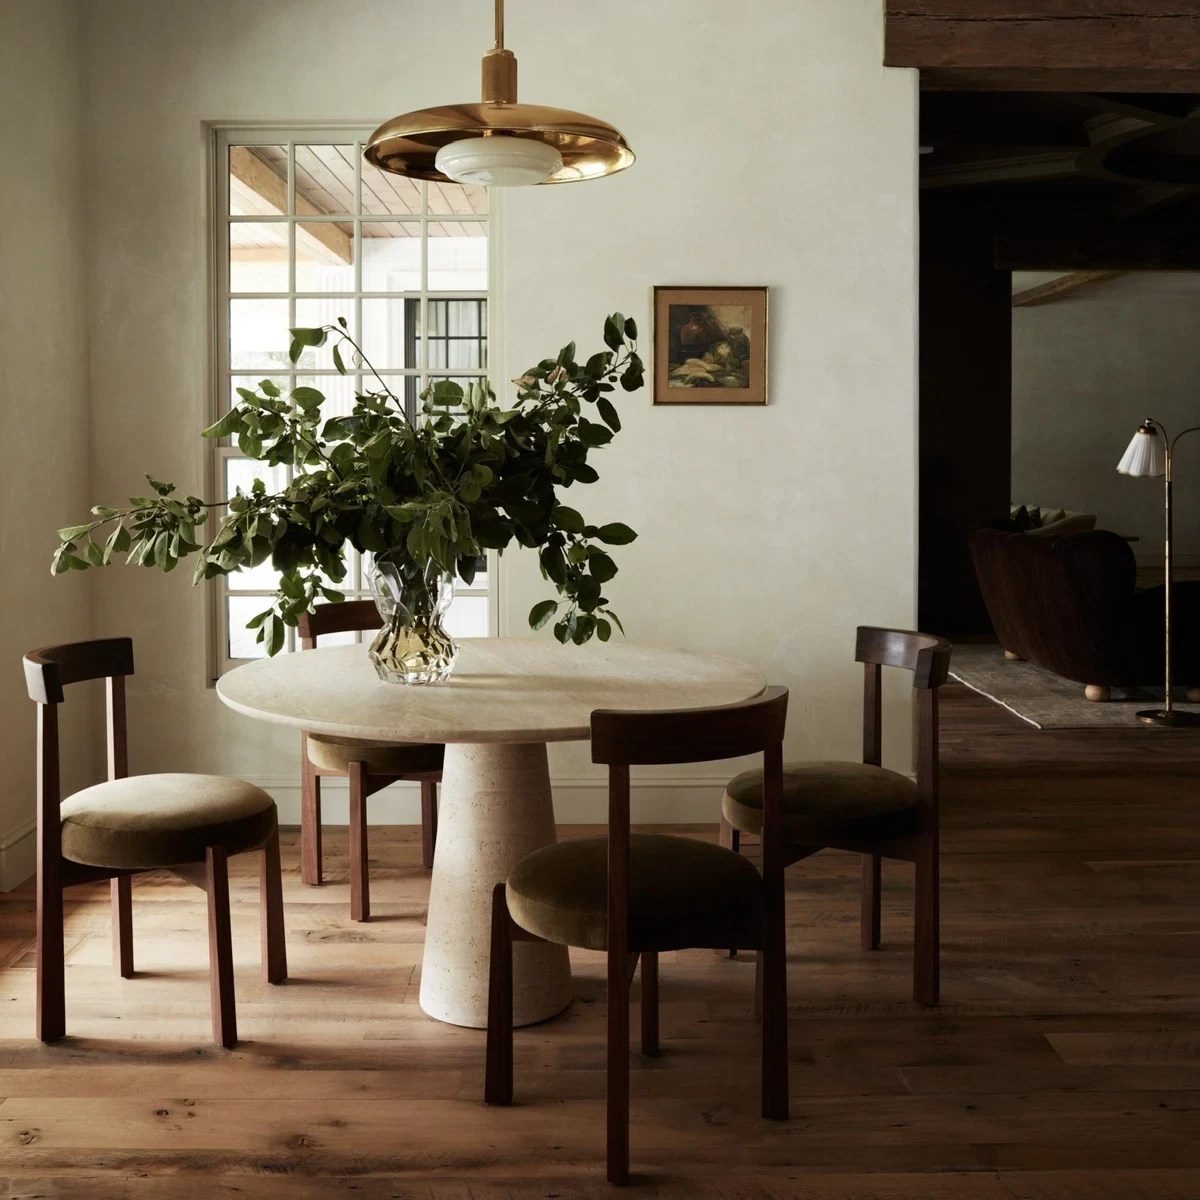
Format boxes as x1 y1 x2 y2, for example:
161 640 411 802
653 286 769 406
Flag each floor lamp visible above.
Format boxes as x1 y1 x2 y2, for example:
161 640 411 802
1117 418 1200 727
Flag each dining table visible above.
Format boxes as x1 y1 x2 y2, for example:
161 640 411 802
216 636 766 1028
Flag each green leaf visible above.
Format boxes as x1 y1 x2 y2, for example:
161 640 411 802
260 379 281 397
605 610 626 637
596 522 637 545
596 396 621 432
529 599 559 630
57 524 95 541
576 419 612 447
332 343 346 375
267 613 285 656
603 314 624 351
624 316 638 340
202 409 241 439
552 504 585 534
596 618 612 642
589 551 618 583
84 539 106 568
291 386 324 403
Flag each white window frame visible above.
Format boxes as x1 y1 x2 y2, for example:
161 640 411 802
207 124 499 679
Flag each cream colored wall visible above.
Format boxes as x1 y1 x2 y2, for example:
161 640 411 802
1012 274 1200 563
0 0 97 888
75 0 917 830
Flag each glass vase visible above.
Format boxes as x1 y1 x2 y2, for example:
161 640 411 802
367 559 458 685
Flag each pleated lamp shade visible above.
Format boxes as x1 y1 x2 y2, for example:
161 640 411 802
1117 423 1166 477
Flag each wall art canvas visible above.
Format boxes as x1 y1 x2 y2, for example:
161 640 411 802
653 286 768 405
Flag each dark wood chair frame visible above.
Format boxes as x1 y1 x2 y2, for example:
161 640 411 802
720 627 951 1006
24 637 287 1048
297 601 442 920
485 687 790 1187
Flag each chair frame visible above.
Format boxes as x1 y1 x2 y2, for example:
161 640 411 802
485 687 790 1186
720 626 951 1006
297 601 442 920
24 638 286 1048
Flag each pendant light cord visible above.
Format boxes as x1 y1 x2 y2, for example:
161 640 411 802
495 0 504 48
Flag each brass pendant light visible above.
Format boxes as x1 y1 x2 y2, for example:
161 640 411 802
364 0 634 187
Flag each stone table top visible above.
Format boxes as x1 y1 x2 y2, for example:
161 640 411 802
216 637 766 745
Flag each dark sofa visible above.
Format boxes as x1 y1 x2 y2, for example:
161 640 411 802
969 521 1200 701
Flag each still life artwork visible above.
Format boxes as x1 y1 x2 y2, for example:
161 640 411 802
653 286 768 405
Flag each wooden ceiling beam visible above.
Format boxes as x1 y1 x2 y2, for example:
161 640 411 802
229 147 352 265
996 228 1200 272
1011 270 1127 307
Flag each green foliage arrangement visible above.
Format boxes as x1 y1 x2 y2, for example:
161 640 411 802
52 313 643 654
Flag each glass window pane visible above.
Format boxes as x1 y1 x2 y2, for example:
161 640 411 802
294 300 355 369
228 595 272 659
295 144 356 216
428 231 487 291
224 458 286 591
445 595 489 638
230 298 291 370
361 298 418 368
296 221 354 292
361 160 422 216
362 223 422 291
229 375 289 415
228 144 287 216
229 222 288 292
297 373 359 421
426 180 487 216
372 374 419 418
426 299 487 371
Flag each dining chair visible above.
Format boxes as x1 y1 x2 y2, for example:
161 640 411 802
24 637 286 1048
484 687 790 1186
297 600 444 921
719 627 951 1005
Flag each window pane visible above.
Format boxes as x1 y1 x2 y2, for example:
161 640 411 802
426 180 487 216
428 231 487 291
445 595 489 639
362 223 421 291
227 595 272 659
296 221 354 292
228 144 287 216
230 298 291 370
295 144 356 216
373 374 419 419
427 300 487 370
229 375 289 417
361 160 422 216
294 300 355 369
224 457 287 590
361 298 418 368
297 372 358 421
229 222 288 292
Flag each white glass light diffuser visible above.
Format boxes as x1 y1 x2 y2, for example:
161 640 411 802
1116 423 1166 477
435 136 563 187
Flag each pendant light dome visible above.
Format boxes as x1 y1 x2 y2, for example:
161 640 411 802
364 0 634 187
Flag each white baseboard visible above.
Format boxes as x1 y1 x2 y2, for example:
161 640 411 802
252 774 731 828
0 818 37 894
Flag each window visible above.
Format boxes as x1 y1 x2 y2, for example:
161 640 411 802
211 128 494 670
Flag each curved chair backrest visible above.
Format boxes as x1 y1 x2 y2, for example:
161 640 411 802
855 627 952 690
297 600 382 649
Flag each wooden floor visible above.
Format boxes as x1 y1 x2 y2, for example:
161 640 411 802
3 683 1200 1198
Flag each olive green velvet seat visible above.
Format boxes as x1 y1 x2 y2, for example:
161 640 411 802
722 761 919 844
505 833 763 952
59 773 278 869
306 734 445 777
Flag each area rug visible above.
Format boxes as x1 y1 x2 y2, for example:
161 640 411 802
948 643 1200 730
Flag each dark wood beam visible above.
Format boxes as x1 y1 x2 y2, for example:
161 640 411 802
888 3 1200 90
996 227 1200 271
1011 270 1128 307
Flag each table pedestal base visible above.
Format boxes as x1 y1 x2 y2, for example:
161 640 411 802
419 741 573 1028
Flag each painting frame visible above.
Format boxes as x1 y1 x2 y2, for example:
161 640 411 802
652 285 769 406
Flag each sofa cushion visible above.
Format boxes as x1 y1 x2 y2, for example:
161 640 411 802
59 774 277 869
506 833 763 952
723 761 920 844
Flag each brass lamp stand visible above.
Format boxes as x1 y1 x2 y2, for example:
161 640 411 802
1117 418 1200 727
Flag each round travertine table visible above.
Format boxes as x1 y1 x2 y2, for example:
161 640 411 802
216 637 765 1027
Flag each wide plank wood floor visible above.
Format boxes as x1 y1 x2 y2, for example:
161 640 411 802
3 683 1200 1197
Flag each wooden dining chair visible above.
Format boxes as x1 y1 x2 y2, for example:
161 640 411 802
296 600 444 921
24 637 286 1048
484 687 790 1186
719 627 952 1005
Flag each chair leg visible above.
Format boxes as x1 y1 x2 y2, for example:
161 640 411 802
913 837 940 1006
112 875 134 978
260 829 288 985
753 949 763 1020
205 846 237 1049
719 817 741 958
349 762 370 922
420 779 438 870
861 854 882 951
640 951 659 1057
607 947 631 1186
484 882 513 1106
300 752 322 886
36 866 66 1043
760 931 789 1120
